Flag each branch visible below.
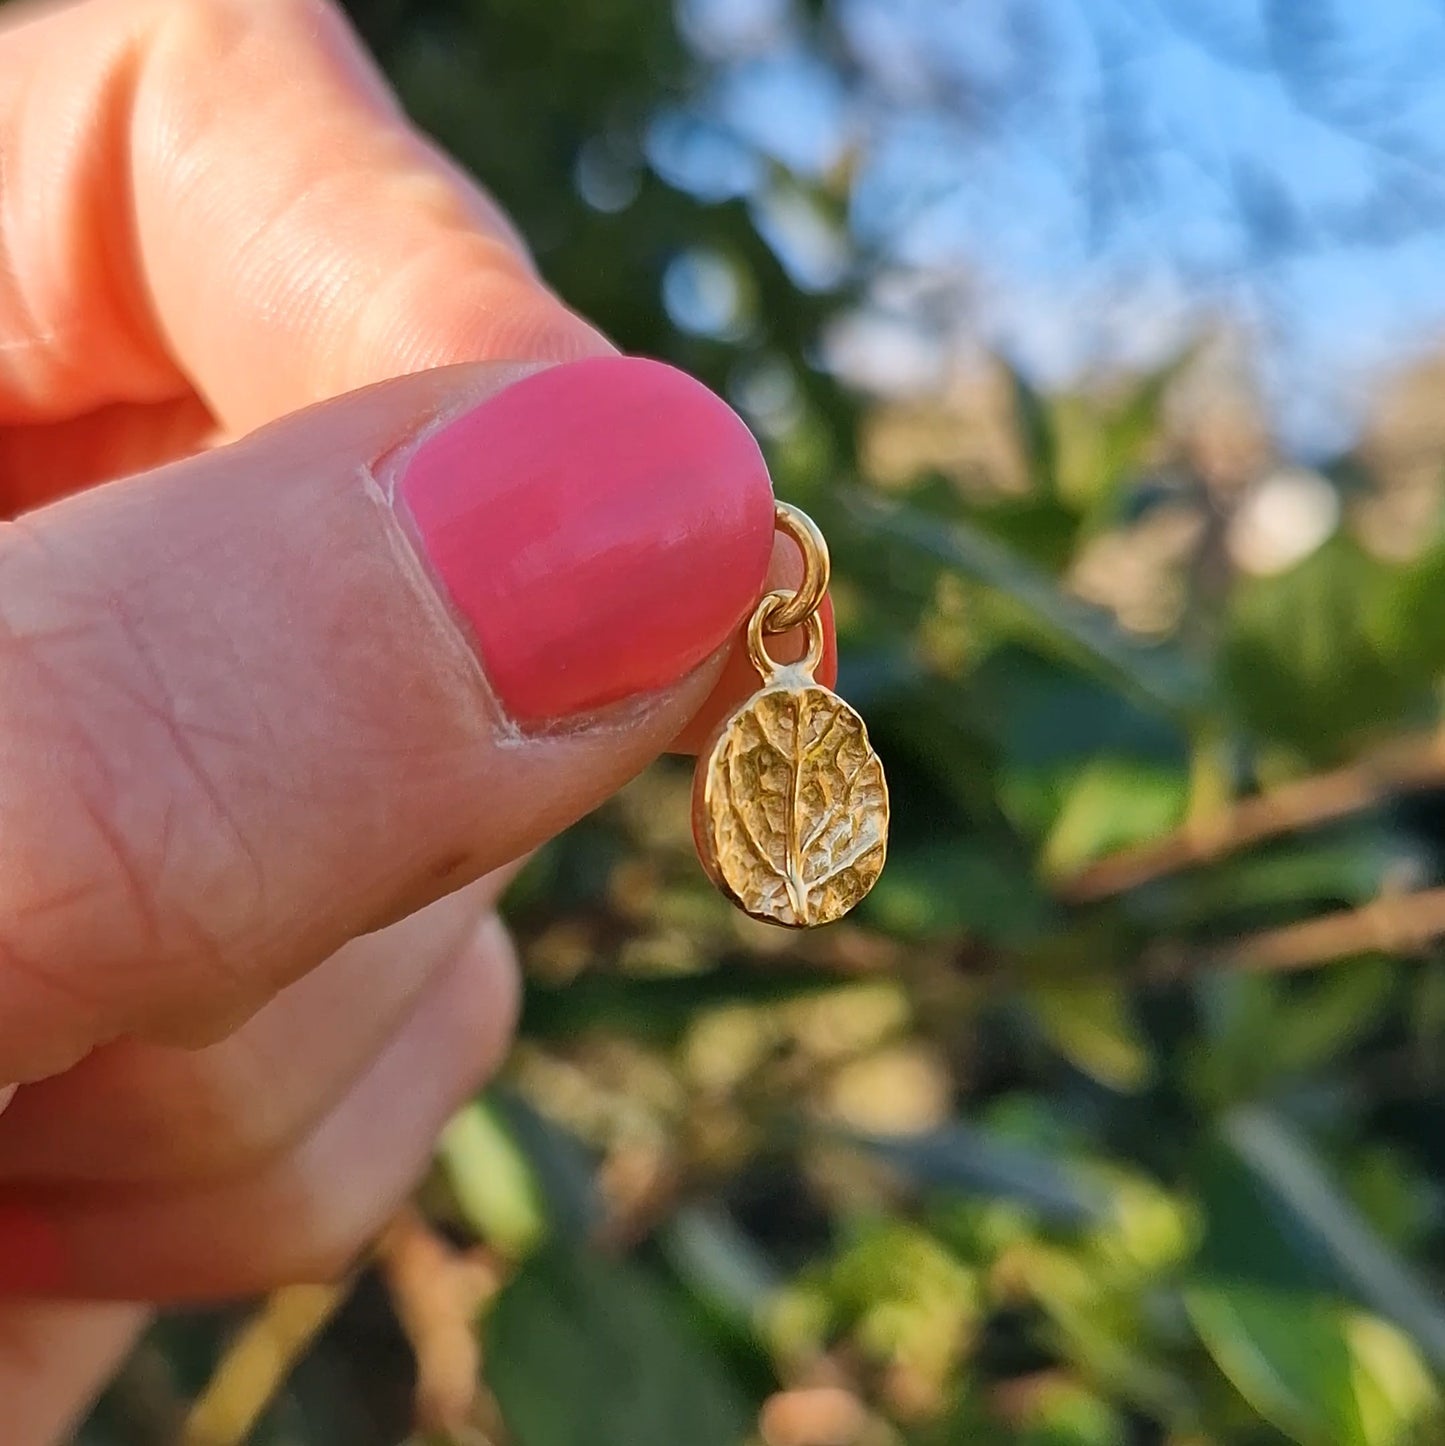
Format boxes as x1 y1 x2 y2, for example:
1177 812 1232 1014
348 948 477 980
1060 731 1445 902
1211 884 1445 974
183 1280 353 1446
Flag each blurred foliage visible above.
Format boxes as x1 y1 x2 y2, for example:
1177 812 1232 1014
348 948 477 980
83 0 1445 1443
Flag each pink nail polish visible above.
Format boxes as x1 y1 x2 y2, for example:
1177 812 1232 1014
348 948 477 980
0 1204 71 1296
396 356 775 724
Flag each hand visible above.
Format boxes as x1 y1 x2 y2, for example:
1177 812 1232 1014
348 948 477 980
0 0 833 1438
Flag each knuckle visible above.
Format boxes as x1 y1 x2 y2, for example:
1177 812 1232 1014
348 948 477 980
226 940 524 1288
270 1176 374 1285
175 1043 316 1181
151 0 354 71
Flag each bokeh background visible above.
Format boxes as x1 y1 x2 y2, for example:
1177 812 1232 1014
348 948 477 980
81 1 1445 1442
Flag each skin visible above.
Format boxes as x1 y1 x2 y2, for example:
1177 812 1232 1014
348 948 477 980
0 1 837 1439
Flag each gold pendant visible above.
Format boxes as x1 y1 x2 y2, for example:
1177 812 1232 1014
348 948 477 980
692 503 889 927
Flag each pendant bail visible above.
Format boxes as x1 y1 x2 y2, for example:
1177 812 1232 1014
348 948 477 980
746 589 826 683
764 502 830 634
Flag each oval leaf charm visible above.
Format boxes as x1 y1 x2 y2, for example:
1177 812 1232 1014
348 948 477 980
692 679 889 927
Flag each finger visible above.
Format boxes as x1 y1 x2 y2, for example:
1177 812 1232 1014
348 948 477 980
0 914 519 1301
0 874 517 1185
0 396 218 520
0 0 607 430
0 1299 148 1445
0 356 774 1082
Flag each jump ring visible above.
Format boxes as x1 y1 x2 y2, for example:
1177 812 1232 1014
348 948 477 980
763 502 830 633
748 590 826 680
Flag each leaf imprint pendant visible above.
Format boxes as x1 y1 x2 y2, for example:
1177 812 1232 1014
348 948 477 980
692 503 889 927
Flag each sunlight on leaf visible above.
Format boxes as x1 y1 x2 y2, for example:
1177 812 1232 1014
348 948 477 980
438 1100 546 1259
1029 981 1154 1092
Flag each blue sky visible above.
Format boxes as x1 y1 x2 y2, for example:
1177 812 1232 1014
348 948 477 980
664 0 1445 454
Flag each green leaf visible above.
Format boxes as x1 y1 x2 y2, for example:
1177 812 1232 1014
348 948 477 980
970 646 1188 772
1218 1109 1445 1370
438 1099 546 1258
1186 1287 1438 1446
1190 973 1287 1106
1138 836 1399 931
1090 367 1174 510
486 1088 600 1244
782 1217 981 1383
865 839 1053 944
966 493 1081 572
1345 1145 1436 1256
1029 980 1154 1092
1346 1313 1441 1446
1185 1284 1359 1445
1222 538 1432 762
485 1240 754 1446
1039 756 1187 876
1387 533 1445 678
1190 965 1396 1103
1188 1113 1443 1443
1267 961 1398 1078
845 493 1206 718
1006 361 1061 497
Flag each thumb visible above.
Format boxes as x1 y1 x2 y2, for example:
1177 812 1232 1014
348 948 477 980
0 356 774 1081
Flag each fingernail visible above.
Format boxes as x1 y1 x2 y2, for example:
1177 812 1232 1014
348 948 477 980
0 1205 71 1295
396 356 775 724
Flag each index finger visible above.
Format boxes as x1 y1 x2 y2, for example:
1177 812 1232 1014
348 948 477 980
0 0 608 431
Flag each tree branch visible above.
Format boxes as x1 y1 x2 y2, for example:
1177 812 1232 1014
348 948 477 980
1060 731 1445 901
1211 884 1445 974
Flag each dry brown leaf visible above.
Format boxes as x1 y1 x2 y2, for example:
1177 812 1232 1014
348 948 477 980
379 1207 504 1436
